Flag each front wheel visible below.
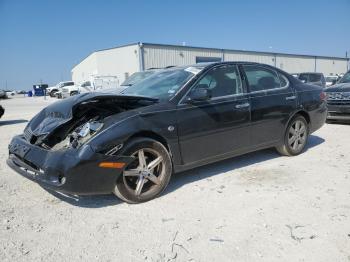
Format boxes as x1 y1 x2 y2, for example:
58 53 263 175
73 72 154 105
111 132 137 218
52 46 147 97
276 115 309 156
114 138 172 204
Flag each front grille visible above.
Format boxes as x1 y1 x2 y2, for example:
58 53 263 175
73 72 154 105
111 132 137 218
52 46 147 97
327 92 350 105
327 100 350 106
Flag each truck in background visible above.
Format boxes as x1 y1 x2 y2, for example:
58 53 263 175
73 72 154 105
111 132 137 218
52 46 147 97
61 76 119 98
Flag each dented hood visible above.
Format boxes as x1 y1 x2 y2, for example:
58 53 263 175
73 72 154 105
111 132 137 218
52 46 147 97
26 92 157 136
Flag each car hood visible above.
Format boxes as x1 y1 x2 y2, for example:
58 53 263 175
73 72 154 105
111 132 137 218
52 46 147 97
26 92 158 137
325 82 350 92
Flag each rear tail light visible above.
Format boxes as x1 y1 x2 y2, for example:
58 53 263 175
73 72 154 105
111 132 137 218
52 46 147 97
320 92 326 101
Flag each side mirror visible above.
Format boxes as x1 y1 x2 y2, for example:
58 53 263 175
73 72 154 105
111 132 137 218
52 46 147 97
187 86 211 102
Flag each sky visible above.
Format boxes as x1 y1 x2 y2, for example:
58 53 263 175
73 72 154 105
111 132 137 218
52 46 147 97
0 0 349 90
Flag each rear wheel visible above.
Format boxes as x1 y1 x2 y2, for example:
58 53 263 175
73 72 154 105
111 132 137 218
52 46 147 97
276 115 309 156
114 138 172 204
70 91 78 96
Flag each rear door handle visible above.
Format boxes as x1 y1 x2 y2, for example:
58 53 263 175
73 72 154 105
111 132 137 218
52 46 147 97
235 102 250 109
285 95 296 100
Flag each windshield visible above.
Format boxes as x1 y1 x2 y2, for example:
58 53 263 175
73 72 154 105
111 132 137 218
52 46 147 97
59 82 74 88
122 68 196 100
121 71 156 86
339 72 350 83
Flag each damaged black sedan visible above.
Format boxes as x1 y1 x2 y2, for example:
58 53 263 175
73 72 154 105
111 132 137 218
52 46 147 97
7 62 327 203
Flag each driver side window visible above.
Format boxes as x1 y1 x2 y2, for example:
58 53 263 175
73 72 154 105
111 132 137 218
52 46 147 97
192 65 243 99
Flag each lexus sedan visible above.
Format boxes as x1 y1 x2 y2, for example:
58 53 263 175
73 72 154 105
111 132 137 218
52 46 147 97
325 70 350 122
7 62 327 203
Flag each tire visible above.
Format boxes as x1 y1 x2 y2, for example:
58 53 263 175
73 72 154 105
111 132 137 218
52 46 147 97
70 91 78 96
113 137 172 204
49 90 57 97
276 115 309 156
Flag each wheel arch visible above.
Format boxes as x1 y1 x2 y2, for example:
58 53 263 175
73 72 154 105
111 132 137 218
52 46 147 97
126 130 170 152
288 110 311 127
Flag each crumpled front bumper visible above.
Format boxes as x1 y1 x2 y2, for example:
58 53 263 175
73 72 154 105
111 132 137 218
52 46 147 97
7 135 133 195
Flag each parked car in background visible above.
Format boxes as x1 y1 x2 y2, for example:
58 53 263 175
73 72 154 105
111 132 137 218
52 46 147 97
6 90 16 96
325 70 350 122
61 76 118 98
297 72 326 88
325 75 339 86
0 105 4 118
16 90 27 95
47 81 75 97
0 90 7 99
7 62 327 203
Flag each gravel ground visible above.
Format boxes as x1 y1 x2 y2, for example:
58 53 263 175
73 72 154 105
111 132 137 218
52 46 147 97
0 96 350 262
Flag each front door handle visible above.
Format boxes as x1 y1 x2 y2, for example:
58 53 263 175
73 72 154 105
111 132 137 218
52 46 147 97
285 95 296 100
235 102 250 109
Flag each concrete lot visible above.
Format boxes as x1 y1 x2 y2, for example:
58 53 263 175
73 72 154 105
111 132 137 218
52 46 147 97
0 96 350 262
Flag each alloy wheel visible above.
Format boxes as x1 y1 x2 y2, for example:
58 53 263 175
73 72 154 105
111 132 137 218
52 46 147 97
122 148 165 197
288 120 307 152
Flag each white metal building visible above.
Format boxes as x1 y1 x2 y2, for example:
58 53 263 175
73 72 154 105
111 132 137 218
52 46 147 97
72 42 349 84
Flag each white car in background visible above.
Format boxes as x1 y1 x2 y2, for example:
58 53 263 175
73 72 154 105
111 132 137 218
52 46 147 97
61 76 119 98
6 91 16 97
47 81 75 97
325 75 339 87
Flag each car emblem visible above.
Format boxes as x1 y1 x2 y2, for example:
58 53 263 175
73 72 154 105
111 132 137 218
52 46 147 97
168 125 175 132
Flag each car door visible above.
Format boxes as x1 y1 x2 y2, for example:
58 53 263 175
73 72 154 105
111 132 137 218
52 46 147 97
176 64 251 164
241 64 297 146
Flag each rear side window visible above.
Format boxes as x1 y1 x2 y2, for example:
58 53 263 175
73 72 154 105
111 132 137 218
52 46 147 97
193 65 243 98
243 65 281 92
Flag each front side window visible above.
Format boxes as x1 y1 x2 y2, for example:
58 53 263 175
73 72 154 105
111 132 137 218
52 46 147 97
192 65 243 98
243 65 281 92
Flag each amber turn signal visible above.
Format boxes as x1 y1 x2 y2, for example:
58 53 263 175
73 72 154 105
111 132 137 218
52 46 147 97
98 162 126 169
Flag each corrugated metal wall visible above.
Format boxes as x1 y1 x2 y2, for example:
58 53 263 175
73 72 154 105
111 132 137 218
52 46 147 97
143 45 223 69
316 58 348 75
72 44 349 83
143 44 348 75
224 51 275 66
275 55 315 73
